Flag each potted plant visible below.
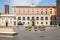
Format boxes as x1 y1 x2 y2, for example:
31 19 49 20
25 26 28 31
38 26 41 30
38 25 46 31
28 26 32 31
34 26 38 31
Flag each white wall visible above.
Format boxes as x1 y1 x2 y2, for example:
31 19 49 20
17 15 50 26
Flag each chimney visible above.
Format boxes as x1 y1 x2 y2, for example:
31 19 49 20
5 5 9 14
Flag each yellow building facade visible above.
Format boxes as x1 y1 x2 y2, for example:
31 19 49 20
12 6 56 26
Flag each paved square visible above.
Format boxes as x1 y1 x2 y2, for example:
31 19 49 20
0 27 60 40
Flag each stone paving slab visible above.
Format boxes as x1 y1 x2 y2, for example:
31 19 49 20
0 27 60 40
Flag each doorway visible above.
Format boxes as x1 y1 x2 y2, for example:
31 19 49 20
32 21 35 26
6 22 8 27
59 22 60 26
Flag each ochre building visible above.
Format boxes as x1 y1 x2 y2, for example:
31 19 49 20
0 0 60 26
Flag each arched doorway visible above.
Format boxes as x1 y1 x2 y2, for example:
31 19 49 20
6 22 8 26
59 22 60 26
5 19 8 27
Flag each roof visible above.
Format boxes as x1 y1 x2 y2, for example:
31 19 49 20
12 6 56 8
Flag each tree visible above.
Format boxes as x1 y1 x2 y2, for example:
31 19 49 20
17 21 23 25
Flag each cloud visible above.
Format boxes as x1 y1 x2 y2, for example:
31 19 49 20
11 0 42 6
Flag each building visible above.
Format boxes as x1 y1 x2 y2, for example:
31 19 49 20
0 5 16 26
56 0 60 26
0 0 60 26
12 6 56 26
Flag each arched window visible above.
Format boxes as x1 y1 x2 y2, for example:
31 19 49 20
5 19 8 26
23 17 25 20
45 17 48 20
32 17 34 20
41 11 43 14
18 17 21 20
27 17 30 20
36 17 39 20
41 17 43 20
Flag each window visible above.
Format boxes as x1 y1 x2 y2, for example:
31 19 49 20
37 8 38 13
41 22 43 24
45 17 48 20
19 9 20 12
32 10 34 12
36 17 39 20
50 11 52 14
54 17 56 20
41 11 43 14
23 17 25 20
46 11 47 14
37 13 39 14
55 11 56 14
46 8 47 10
14 10 16 13
18 13 20 15
50 16 56 20
46 22 48 24
2 19 3 23
50 9 52 11
27 17 30 20
28 10 29 13
14 17 16 20
18 17 21 20
28 22 29 24
10 18 12 20
14 21 16 25
32 17 34 20
51 17 52 20
32 8 34 12
2 18 3 20
41 9 43 10
41 17 43 20
55 21 57 25
28 8 29 12
10 21 12 23
50 21 52 25
14 8 16 13
37 11 38 13
23 10 25 12
23 22 25 24
37 22 39 24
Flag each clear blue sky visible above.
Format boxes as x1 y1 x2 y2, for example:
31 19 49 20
0 0 56 13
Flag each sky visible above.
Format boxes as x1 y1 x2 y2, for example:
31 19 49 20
0 0 56 13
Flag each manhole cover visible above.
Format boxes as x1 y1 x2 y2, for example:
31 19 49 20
40 36 45 37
